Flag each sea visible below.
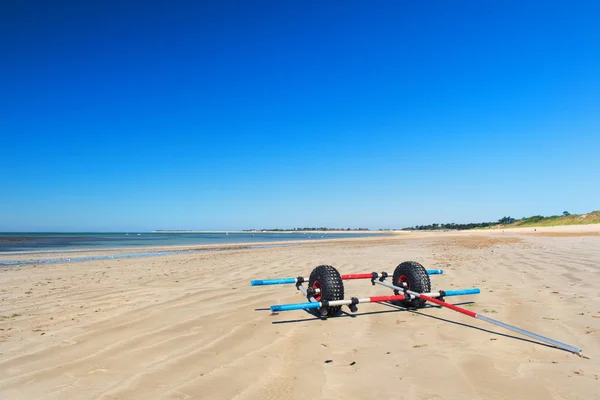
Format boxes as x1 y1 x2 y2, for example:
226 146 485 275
0 231 387 267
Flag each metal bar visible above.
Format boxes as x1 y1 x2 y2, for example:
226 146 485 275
297 284 318 303
250 277 299 286
271 302 321 311
377 277 581 354
418 294 477 317
373 280 479 298
476 314 582 354
253 269 444 286
341 270 443 280
417 293 581 354
328 297 371 306
374 280 416 298
367 295 406 303
427 269 444 275
444 289 480 296
270 294 406 312
341 273 373 280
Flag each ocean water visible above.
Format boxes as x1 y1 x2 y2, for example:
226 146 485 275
0 231 387 267
0 231 385 253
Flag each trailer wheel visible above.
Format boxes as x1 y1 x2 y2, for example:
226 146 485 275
392 261 431 308
308 265 344 317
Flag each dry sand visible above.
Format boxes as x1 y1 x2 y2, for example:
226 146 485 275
1 225 599 399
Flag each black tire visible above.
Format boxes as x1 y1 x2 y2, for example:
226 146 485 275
392 261 431 308
308 265 345 317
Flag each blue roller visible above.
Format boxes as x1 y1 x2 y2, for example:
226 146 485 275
270 302 321 312
427 269 444 275
444 288 480 296
250 277 297 286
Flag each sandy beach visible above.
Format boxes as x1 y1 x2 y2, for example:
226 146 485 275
1 225 599 399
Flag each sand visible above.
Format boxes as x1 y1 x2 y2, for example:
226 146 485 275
1 225 599 399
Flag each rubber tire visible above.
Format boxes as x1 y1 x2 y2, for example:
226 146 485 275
308 265 345 317
392 261 431 308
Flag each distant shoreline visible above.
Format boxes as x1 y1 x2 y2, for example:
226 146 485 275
0 231 393 256
0 233 398 267
151 230 388 234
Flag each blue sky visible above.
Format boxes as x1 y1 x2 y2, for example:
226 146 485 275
1 1 599 231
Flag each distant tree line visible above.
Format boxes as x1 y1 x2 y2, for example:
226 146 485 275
244 227 370 232
402 211 573 231
402 216 516 231
401 221 498 231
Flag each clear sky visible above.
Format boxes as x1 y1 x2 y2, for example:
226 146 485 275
1 1 599 231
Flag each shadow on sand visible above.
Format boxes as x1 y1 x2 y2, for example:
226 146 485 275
261 301 563 352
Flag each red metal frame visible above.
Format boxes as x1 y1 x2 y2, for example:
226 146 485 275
369 295 405 303
419 294 477 318
341 273 373 280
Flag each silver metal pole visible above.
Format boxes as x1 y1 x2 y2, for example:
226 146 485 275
476 314 581 354
374 280 449 299
297 284 318 303
328 298 372 307
374 280 416 298
376 277 581 354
